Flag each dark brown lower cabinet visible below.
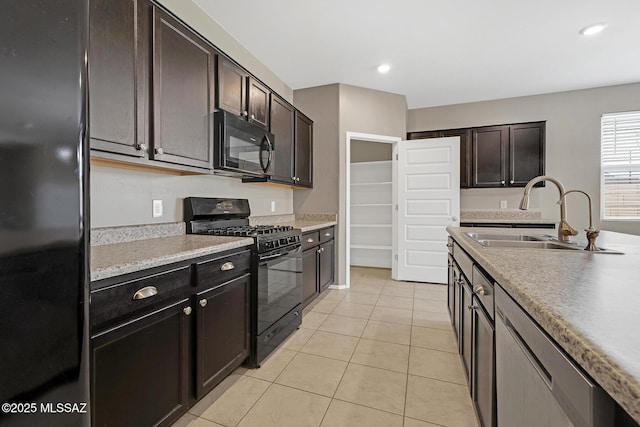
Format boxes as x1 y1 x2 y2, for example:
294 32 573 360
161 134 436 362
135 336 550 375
302 247 318 307
461 275 473 385
319 240 334 292
195 274 250 398
91 298 190 427
473 302 495 427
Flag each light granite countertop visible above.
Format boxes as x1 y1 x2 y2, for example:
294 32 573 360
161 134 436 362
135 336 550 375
447 226 640 423
277 219 337 233
91 235 253 282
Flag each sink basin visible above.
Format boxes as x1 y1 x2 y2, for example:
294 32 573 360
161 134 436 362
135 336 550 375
476 240 580 250
465 232 552 242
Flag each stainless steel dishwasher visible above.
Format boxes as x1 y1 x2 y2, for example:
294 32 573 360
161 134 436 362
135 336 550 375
495 286 613 427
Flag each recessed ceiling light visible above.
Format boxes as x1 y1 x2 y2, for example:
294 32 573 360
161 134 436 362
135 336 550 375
580 23 607 36
377 64 391 74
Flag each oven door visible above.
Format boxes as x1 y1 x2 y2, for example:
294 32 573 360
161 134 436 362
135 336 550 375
216 110 274 177
256 244 302 335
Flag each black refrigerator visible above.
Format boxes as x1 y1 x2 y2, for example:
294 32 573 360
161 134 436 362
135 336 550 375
0 1 90 426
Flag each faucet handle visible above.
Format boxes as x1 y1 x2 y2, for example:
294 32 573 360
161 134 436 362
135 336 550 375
585 228 599 251
559 220 578 237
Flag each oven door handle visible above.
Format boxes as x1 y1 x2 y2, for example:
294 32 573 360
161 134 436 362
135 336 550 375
259 245 301 261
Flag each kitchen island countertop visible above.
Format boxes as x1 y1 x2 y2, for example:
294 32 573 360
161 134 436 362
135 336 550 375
91 235 253 282
448 226 640 423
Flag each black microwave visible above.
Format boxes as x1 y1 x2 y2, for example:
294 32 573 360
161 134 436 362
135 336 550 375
214 109 275 178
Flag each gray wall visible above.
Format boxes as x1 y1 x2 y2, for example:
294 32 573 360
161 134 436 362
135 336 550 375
408 83 640 235
90 0 295 228
294 83 407 285
351 140 393 163
91 164 293 227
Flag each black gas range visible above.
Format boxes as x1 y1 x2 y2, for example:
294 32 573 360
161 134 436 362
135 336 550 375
184 197 302 367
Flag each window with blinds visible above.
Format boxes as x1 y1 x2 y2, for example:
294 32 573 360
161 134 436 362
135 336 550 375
601 111 640 220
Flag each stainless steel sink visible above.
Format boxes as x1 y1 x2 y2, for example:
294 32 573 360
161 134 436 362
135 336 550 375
465 232 553 242
476 240 581 250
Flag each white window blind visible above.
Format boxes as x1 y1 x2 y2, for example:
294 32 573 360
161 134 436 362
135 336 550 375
601 111 640 220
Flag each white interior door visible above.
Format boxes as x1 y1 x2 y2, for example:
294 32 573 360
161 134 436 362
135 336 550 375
393 137 460 283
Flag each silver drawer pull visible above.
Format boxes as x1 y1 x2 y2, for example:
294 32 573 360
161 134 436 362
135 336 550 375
183 306 192 316
307 238 314 243
199 299 208 308
324 232 331 237
133 286 157 300
221 262 235 271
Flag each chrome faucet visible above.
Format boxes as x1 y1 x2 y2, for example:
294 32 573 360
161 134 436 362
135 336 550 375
558 190 600 251
519 175 578 242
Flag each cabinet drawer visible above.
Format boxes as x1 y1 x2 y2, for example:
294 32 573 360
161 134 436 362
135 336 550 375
91 265 191 329
472 265 494 320
453 241 473 282
196 249 251 289
302 231 320 250
319 227 334 243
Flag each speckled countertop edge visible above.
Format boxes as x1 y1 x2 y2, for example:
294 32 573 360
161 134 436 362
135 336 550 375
91 235 253 282
448 227 640 423
278 219 337 232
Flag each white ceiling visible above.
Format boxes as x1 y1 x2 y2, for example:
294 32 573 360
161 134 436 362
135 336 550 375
194 0 640 109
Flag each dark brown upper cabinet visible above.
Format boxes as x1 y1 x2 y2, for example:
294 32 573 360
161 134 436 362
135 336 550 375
410 121 544 189
217 57 270 130
509 122 545 186
269 94 295 184
472 122 545 188
152 8 215 170
216 56 247 118
407 128 472 188
294 110 313 187
248 77 270 130
89 0 151 158
472 125 509 187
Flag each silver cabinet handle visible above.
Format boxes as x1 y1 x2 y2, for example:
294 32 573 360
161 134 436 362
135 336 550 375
183 306 192 315
510 179 514 184
221 262 235 271
321 247 325 252
474 285 487 296
136 143 147 151
251 114 255 119
446 243 453 248
451 216 458 221
317 249 322 254
296 177 300 182
468 305 477 311
307 238 314 243
199 299 207 308
155 147 164 155
501 180 505 185
324 232 331 237
243 110 248 117
132 286 157 300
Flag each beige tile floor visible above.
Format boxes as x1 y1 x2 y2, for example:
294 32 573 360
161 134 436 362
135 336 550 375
173 266 479 427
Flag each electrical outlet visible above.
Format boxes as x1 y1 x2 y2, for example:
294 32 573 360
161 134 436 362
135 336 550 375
270 200 276 212
500 200 508 209
152 199 163 218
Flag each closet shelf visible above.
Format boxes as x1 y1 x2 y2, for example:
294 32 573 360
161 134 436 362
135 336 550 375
350 245 393 250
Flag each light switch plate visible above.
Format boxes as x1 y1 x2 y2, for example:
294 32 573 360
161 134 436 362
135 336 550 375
500 200 508 209
152 199 163 218
270 200 276 212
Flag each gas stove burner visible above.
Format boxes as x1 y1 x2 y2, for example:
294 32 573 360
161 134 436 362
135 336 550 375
205 224 295 237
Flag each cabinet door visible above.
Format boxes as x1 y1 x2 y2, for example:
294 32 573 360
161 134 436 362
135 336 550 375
509 122 545 186
473 303 495 427
461 276 473 386
319 240 334 292
89 0 150 157
196 274 250 398
248 77 270 130
441 129 472 188
302 247 318 307
153 9 214 169
270 94 295 183
217 56 247 117
447 255 456 328
453 264 461 346
472 126 508 187
92 299 190 427
294 110 313 187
